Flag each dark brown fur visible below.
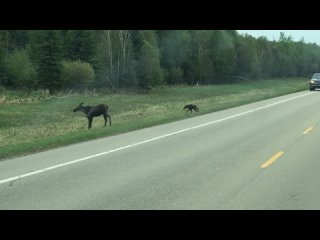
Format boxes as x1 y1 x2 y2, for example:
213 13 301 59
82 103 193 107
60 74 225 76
183 104 199 113
73 102 111 129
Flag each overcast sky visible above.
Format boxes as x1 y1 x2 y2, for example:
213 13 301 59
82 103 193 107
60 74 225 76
237 30 320 45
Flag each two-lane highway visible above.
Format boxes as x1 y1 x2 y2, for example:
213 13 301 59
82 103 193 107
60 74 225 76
1 90 320 209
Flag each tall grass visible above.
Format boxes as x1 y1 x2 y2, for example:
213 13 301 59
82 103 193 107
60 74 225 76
0 78 308 160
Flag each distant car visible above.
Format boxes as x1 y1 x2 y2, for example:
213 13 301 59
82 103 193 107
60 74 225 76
310 73 320 91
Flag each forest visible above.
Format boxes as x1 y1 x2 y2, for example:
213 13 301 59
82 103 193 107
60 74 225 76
0 30 319 94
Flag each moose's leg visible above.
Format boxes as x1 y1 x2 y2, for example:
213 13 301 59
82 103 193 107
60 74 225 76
107 113 111 126
88 117 93 129
103 114 107 127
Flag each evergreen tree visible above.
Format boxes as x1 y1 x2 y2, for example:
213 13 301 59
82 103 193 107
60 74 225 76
189 30 214 84
64 30 96 64
234 34 259 79
209 30 237 83
256 36 273 78
158 30 191 84
29 30 63 93
136 30 163 89
8 30 29 50
0 31 8 86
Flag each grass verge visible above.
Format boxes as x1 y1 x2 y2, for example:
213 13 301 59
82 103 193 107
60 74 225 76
0 78 308 160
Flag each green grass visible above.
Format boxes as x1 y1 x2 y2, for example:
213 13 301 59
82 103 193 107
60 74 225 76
0 78 309 160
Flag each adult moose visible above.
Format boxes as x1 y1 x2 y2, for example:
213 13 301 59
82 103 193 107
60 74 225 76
73 102 111 129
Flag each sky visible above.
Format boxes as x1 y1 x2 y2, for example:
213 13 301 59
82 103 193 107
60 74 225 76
237 30 320 45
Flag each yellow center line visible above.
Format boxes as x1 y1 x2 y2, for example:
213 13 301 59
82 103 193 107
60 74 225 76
303 126 314 135
261 151 284 169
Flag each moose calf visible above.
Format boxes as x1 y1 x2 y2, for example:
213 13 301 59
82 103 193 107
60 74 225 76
183 104 199 113
73 102 111 129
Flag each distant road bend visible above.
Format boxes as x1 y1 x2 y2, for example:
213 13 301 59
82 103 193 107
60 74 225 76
1 90 320 209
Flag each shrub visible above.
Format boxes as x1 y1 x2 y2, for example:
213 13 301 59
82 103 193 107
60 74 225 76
5 49 37 89
61 60 95 91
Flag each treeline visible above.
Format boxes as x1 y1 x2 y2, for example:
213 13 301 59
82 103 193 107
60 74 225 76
0 30 319 93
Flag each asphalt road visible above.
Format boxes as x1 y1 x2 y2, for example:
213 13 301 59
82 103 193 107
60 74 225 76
1 90 320 209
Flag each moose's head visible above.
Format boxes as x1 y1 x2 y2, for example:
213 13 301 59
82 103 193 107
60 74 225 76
73 102 84 112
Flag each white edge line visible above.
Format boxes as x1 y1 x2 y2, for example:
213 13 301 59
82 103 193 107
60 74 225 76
0 92 313 185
